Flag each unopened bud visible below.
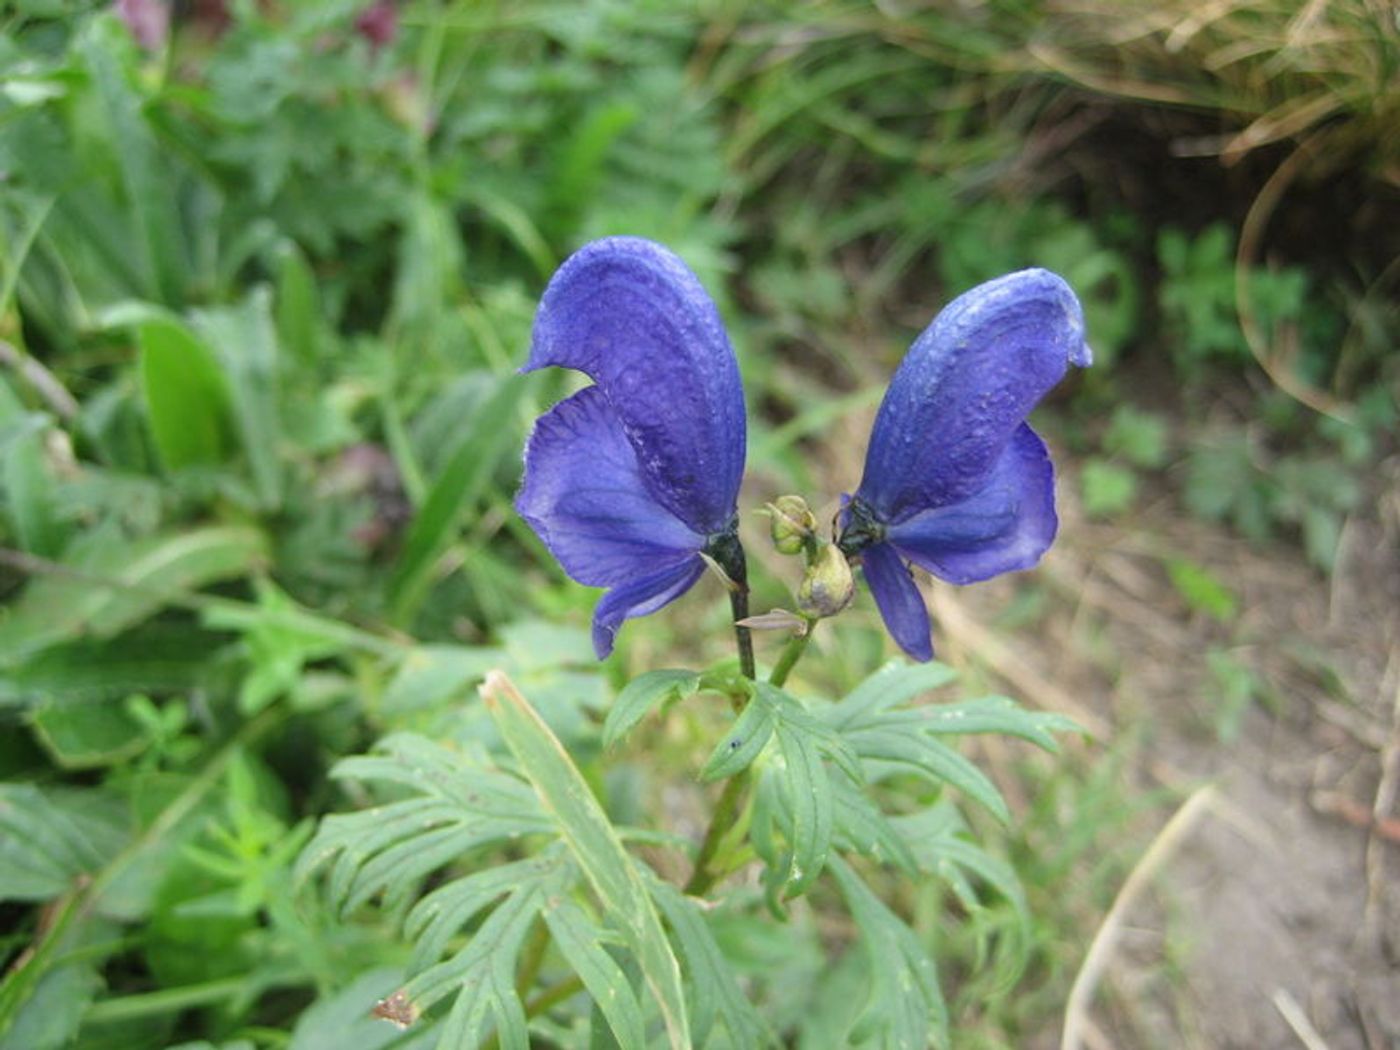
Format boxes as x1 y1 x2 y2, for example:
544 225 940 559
797 543 855 619
769 495 816 555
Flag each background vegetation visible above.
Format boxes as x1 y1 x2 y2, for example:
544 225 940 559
1 1 1396 1047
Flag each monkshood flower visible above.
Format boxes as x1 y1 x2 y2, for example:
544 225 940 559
516 237 747 659
838 269 1091 662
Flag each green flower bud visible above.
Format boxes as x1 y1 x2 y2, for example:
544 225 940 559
769 495 817 555
798 542 855 619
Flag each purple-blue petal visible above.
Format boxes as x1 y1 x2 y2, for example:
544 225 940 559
860 542 934 662
856 268 1088 524
886 424 1057 585
592 558 708 659
524 237 745 534
516 386 704 588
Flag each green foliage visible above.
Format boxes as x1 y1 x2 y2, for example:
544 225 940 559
2 1 1391 1048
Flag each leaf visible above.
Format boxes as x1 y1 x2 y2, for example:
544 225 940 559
603 669 700 749
387 374 528 624
0 963 100 1050
406 882 541 1050
0 627 213 707
296 735 554 918
28 700 148 769
482 672 690 1050
81 18 187 305
195 289 284 509
826 660 959 731
755 684 835 897
647 878 771 1049
905 696 1077 752
846 728 1010 825
0 378 65 557
543 898 647 1050
699 694 774 782
0 525 267 667
273 242 325 368
1167 557 1238 622
136 316 235 471
0 784 129 903
829 856 947 1050
287 968 436 1050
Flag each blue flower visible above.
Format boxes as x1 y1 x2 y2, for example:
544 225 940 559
516 237 747 659
838 269 1091 661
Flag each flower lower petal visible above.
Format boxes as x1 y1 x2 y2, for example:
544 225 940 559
523 237 745 534
592 558 707 659
860 542 934 662
886 424 1057 585
516 386 704 587
856 268 1087 523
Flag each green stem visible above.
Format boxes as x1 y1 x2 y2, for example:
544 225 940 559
768 620 816 688
682 770 750 896
83 977 248 1024
684 620 820 895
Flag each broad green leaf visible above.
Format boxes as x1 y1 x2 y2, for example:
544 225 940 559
0 628 211 707
195 289 284 509
81 18 187 305
136 317 235 471
543 898 647 1049
0 378 65 557
603 669 700 749
273 242 325 368
28 699 148 769
647 878 771 1049
0 784 129 902
388 374 528 624
0 963 100 1050
0 525 267 667
830 856 947 1050
482 672 690 1050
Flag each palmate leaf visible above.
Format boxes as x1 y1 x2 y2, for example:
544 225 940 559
829 856 948 1050
482 672 691 1050
542 897 647 1049
603 668 701 749
647 878 771 1049
824 660 1076 825
294 734 555 918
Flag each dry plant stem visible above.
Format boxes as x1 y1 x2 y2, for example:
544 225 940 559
685 624 817 896
1272 987 1333 1050
1060 785 1216 1050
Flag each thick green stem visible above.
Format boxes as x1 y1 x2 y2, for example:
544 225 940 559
682 770 750 896
684 620 819 895
768 621 815 688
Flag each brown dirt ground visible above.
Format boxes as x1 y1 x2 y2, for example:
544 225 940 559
935 451 1400 1049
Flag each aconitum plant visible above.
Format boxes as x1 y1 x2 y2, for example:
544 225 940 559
302 237 1089 1049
